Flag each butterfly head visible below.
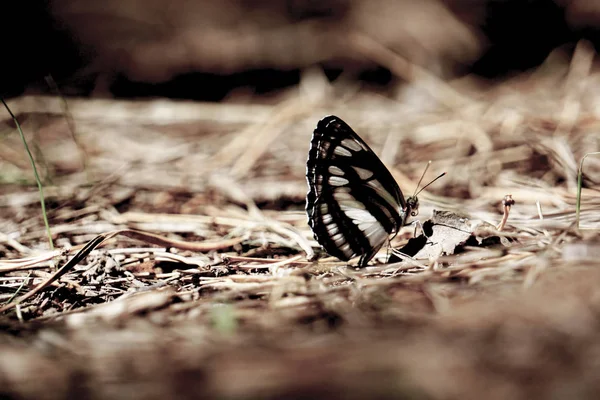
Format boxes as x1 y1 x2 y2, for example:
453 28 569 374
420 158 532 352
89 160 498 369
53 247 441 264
405 195 419 217
407 167 446 220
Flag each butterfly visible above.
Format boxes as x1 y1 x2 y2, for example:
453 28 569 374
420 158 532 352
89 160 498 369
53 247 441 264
305 115 443 267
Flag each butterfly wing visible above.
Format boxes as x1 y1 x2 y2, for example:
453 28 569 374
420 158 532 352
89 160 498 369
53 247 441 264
306 115 407 266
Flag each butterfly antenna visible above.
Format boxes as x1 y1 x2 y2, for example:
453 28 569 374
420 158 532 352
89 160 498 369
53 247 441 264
412 161 432 196
415 171 446 196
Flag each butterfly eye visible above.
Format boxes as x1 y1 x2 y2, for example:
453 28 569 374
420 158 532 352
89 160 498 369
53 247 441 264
406 196 420 217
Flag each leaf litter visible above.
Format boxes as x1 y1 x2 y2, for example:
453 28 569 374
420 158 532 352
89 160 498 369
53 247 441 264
1 41 600 399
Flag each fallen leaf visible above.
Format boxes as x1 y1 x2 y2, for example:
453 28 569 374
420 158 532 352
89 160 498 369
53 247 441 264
391 210 512 261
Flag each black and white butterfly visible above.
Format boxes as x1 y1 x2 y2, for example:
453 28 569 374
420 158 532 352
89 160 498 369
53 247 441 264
306 115 438 267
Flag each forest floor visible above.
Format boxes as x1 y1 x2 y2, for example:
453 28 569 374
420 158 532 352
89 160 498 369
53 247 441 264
2 42 600 400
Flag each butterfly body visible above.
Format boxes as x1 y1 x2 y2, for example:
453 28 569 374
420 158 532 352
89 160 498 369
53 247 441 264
306 115 417 267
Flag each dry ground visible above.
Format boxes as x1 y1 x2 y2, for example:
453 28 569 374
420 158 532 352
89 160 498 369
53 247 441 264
2 41 600 399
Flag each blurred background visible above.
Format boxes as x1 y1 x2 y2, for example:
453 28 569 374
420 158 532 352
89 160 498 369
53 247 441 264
3 0 600 99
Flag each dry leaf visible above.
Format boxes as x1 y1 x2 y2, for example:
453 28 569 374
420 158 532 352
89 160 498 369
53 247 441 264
392 210 512 261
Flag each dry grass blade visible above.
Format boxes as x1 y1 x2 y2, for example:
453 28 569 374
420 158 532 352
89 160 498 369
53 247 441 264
0 227 251 312
118 229 248 252
0 232 109 313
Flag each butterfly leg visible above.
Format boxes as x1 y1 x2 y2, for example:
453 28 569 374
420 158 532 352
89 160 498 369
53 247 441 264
412 220 430 238
358 254 368 267
357 245 381 267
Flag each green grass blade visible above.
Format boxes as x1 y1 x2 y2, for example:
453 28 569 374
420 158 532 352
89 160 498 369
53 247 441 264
4 272 32 306
1 98 54 249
